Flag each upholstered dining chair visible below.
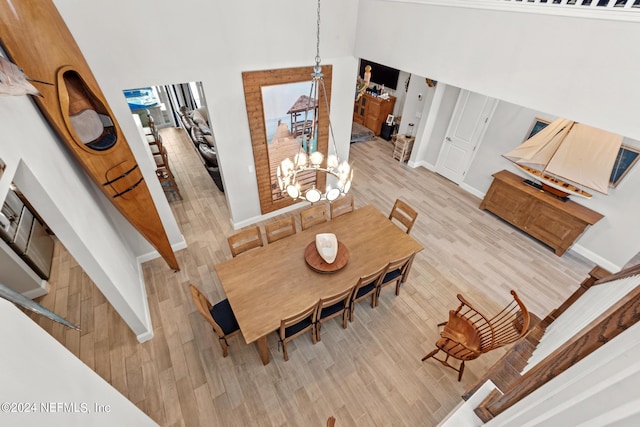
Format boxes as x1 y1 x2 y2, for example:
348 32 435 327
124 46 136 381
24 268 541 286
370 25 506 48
422 290 530 381
265 216 296 244
330 194 354 219
349 264 387 322
389 198 418 234
227 226 264 257
189 284 241 358
315 287 354 341
300 204 328 230
279 302 318 361
376 252 416 305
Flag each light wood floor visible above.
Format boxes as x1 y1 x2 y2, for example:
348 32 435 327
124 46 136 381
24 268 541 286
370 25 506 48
31 127 595 426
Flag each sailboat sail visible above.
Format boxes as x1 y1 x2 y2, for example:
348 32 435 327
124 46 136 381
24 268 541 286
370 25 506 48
503 118 572 168
546 124 622 195
503 118 623 198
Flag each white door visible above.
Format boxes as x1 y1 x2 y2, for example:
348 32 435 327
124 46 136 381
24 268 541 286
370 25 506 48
436 90 497 184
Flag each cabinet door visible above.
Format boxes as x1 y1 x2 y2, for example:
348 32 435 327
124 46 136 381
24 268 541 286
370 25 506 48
481 182 532 226
523 202 587 253
365 100 382 133
353 97 366 124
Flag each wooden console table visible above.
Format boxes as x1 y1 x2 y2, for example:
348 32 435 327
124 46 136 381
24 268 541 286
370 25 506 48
479 170 603 256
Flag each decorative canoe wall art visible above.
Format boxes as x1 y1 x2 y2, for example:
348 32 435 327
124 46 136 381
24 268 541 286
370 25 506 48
0 0 179 270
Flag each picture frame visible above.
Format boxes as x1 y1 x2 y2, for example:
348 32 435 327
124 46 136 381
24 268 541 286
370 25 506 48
525 117 639 188
242 66 331 214
526 117 551 140
386 114 394 125
610 144 640 188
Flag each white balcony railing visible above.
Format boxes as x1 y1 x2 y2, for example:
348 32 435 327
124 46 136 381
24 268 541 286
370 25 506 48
504 0 639 8
388 0 640 21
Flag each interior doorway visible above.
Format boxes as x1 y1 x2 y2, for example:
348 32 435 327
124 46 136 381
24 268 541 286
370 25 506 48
435 90 497 184
123 81 225 195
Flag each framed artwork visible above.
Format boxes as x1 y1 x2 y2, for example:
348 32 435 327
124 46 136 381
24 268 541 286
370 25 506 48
242 66 331 214
610 144 640 188
386 114 394 125
526 117 640 188
526 117 551 140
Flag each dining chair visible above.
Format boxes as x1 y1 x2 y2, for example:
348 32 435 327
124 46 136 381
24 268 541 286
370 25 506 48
278 302 318 361
300 204 328 230
388 198 418 234
148 131 162 155
315 287 354 341
265 216 296 244
155 146 182 200
422 290 530 381
189 284 241 358
227 226 264 257
143 114 156 136
376 252 416 305
329 194 354 219
349 264 387 322
153 142 170 169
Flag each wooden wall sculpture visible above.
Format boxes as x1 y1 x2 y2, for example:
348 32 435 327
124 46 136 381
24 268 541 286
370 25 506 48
0 0 179 270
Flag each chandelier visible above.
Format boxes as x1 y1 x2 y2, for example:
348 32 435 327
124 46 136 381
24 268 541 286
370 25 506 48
276 0 353 204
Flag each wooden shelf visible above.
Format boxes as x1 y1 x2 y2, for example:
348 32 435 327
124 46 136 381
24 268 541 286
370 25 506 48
479 170 603 256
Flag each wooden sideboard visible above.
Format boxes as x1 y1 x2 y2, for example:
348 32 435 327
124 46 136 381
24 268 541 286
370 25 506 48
353 93 396 136
479 170 604 256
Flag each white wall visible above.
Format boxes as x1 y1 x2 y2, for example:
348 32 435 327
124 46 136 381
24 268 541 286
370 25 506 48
356 1 640 141
356 1 640 270
400 74 434 137
0 299 157 426
52 0 359 226
0 85 156 339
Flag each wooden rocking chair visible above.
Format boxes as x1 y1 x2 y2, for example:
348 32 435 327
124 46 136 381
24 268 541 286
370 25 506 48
422 290 530 381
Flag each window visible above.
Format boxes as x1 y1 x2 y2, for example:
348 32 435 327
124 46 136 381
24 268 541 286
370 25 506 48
527 118 639 188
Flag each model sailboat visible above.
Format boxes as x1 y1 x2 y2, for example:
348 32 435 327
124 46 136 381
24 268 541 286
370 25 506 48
503 118 623 199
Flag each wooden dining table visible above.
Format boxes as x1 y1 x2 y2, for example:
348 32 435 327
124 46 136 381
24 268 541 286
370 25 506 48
214 205 424 365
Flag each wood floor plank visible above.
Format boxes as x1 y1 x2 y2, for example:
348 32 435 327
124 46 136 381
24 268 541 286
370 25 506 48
28 128 598 426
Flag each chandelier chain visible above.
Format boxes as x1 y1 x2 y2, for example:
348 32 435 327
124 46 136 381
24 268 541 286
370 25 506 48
275 0 354 203
315 0 321 66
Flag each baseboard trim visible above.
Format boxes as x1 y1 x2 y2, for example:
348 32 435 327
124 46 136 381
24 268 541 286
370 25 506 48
136 235 188 265
135 258 154 343
137 330 154 343
22 280 51 299
571 244 621 273
460 182 485 200
232 201 308 230
410 159 436 171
